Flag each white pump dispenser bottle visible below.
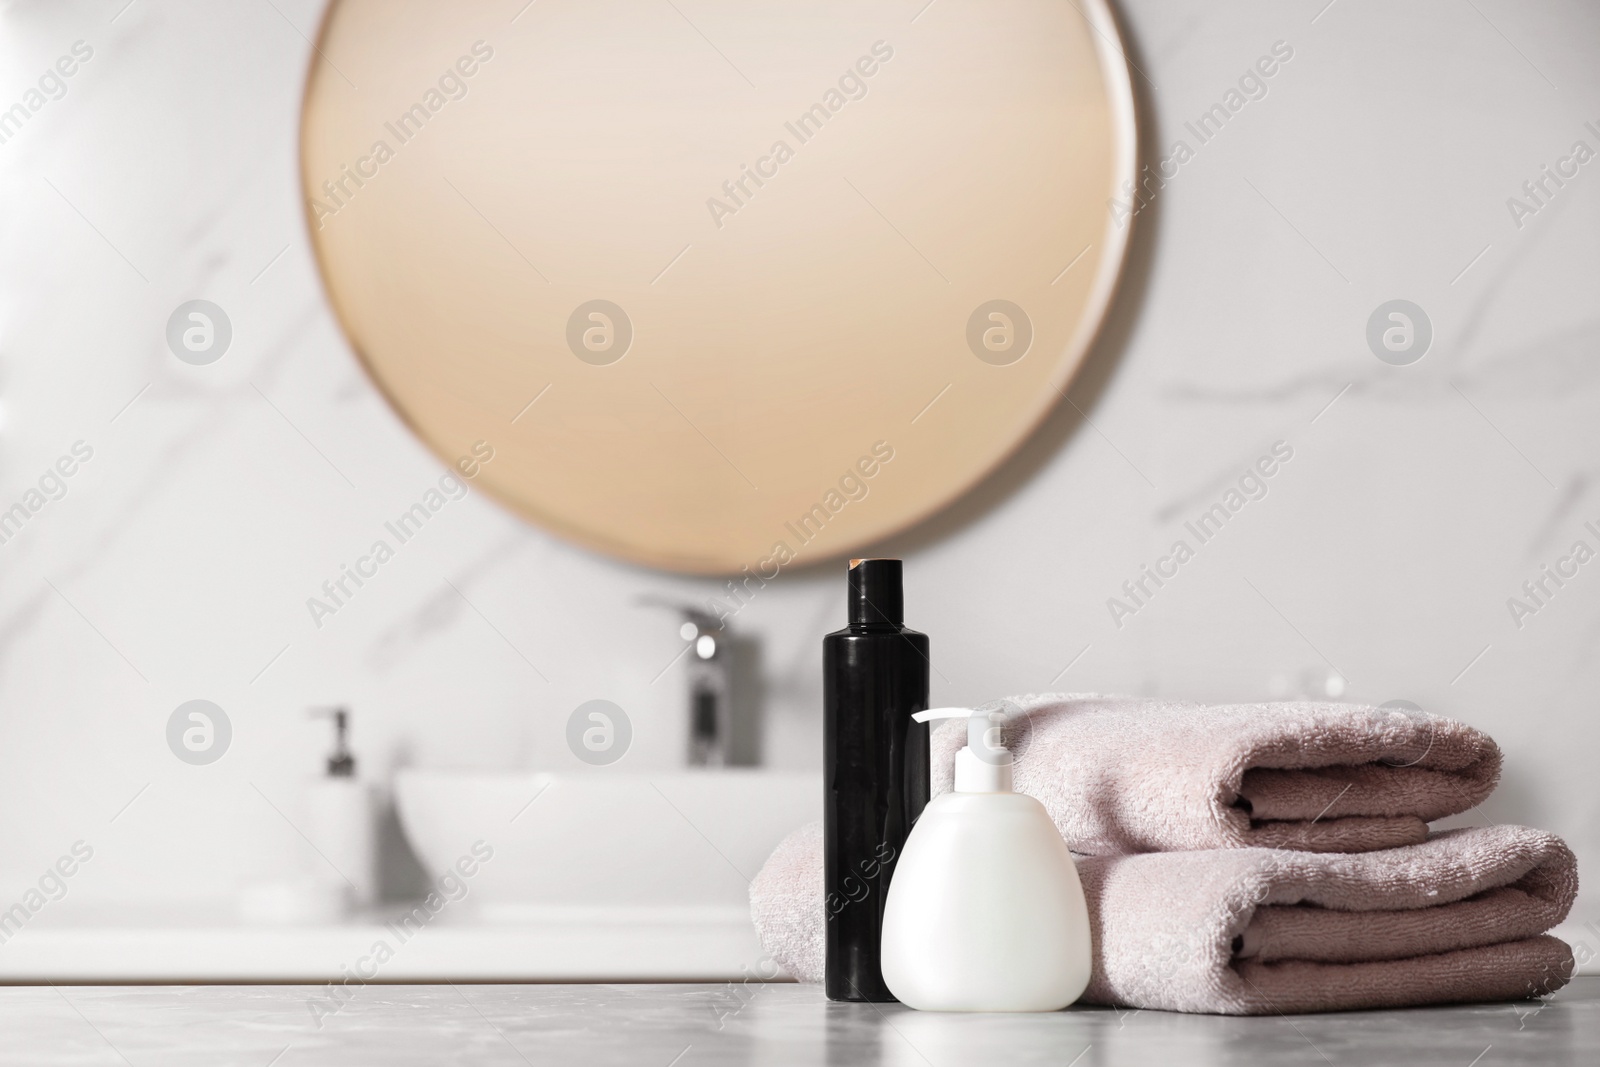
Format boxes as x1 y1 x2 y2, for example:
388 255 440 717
879 707 1092 1011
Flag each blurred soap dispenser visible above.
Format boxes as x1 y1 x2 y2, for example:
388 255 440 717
880 707 1092 1012
306 707 377 910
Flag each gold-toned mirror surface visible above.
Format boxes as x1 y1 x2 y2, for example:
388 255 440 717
302 0 1135 573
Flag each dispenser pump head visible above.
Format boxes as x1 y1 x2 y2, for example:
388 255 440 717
312 707 355 777
912 707 1014 793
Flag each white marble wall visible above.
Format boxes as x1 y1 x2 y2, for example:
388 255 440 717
0 0 1596 955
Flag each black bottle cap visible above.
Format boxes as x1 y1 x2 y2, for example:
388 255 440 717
847 558 904 627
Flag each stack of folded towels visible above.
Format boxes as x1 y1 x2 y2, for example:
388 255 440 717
750 693 1578 1014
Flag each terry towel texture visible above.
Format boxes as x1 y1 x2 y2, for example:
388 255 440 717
1079 824 1576 1013
930 693 1502 854
751 822 1577 1014
750 820 825 989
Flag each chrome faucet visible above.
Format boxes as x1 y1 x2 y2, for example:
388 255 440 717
678 608 730 767
639 599 732 766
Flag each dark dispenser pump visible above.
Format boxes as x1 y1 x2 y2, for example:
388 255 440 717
823 558 930 1002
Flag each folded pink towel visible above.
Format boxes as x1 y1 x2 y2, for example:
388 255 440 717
1079 824 1576 1013
930 694 1501 854
751 822 1577 1014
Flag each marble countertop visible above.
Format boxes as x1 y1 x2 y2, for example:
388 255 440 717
1 977 1593 1065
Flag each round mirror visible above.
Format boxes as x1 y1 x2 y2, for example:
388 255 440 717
301 0 1136 573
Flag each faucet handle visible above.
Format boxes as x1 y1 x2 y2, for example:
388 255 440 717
634 595 724 635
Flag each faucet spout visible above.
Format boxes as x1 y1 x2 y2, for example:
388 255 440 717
638 598 731 767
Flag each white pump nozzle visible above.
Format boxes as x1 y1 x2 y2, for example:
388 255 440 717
912 707 1014 793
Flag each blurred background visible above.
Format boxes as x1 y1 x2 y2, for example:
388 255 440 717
0 0 1596 970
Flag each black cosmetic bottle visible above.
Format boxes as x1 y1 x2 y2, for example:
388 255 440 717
823 558 930 1002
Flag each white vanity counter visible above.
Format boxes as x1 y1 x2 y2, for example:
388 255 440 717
0 907 768 983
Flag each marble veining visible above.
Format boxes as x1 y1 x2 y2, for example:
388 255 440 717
0 979 1594 1066
0 0 1597 965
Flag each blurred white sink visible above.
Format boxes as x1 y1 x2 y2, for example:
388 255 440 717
395 770 818 924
